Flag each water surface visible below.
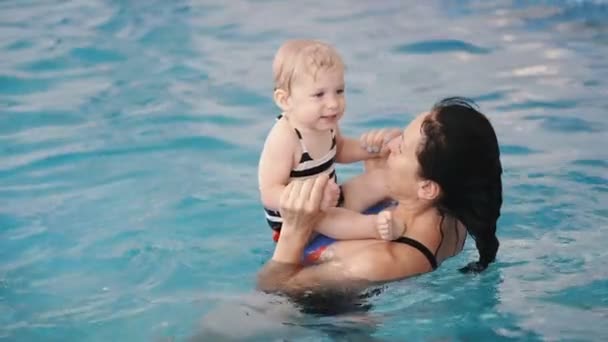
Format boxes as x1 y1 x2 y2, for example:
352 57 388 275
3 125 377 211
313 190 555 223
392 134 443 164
1 0 607 341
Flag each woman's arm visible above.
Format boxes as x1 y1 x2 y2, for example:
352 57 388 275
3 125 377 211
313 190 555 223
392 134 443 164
257 174 364 294
257 256 368 295
256 175 432 295
258 239 433 295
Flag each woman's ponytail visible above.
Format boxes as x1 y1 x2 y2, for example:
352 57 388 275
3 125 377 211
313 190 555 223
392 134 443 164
459 225 499 273
418 97 503 274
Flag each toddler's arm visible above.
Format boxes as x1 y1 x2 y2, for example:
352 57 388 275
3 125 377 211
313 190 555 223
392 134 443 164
335 127 377 163
258 124 297 210
335 127 402 164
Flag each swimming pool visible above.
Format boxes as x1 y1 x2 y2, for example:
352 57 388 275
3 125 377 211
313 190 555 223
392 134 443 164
1 0 607 340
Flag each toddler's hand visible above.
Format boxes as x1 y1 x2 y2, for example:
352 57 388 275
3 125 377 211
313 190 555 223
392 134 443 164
359 128 402 156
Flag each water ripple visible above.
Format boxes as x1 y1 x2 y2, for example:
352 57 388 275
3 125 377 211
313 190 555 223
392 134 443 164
1 0 608 341
497 99 579 111
0 75 53 94
394 39 491 55
523 114 604 132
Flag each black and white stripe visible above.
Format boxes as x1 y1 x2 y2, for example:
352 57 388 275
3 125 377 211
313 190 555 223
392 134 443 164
264 116 339 229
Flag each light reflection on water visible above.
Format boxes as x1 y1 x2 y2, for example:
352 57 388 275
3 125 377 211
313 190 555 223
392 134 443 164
1 0 607 340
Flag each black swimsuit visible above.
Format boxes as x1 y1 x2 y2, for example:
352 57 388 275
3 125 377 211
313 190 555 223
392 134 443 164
394 236 438 270
264 114 344 231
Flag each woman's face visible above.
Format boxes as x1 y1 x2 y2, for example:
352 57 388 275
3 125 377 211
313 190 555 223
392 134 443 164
385 113 427 198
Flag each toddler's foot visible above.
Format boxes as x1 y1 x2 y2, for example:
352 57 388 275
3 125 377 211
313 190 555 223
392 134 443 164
376 210 405 241
321 178 340 210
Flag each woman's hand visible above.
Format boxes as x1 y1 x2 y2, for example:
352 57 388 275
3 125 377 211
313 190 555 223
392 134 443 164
359 128 402 156
279 174 329 234
272 174 330 264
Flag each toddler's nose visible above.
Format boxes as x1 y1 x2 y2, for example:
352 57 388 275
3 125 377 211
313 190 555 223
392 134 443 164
326 95 338 109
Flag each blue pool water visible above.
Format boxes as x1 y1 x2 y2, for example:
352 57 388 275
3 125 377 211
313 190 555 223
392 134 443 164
1 0 607 340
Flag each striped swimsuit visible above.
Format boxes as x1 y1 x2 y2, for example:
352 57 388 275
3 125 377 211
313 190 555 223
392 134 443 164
264 116 343 231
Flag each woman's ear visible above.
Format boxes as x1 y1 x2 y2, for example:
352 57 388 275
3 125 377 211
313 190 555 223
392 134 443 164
273 88 290 111
417 180 440 200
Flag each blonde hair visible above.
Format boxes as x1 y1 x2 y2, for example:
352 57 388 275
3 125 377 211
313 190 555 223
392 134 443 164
272 39 345 92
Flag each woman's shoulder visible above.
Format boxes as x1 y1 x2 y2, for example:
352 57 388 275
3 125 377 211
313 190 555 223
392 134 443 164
401 212 466 266
331 239 435 282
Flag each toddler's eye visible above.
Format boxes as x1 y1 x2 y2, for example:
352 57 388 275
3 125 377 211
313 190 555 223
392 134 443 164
337 89 344 94
312 92 324 98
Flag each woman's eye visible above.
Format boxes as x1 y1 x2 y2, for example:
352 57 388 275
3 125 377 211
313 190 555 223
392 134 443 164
337 89 344 94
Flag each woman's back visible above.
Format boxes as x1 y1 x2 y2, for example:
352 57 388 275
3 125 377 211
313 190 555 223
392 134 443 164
435 215 468 265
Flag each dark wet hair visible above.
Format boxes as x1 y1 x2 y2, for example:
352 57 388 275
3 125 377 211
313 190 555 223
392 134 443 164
417 97 502 273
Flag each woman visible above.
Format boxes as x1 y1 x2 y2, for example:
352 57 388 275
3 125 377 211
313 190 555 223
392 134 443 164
257 97 503 295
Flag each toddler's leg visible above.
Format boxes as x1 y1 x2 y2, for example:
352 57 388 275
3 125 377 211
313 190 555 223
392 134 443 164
314 207 405 241
311 171 401 241
315 206 379 240
376 210 406 240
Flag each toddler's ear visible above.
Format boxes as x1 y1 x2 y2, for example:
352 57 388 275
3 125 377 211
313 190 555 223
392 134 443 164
273 88 290 111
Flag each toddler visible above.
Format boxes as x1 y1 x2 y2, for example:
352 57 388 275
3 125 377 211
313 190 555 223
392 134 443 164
258 39 403 242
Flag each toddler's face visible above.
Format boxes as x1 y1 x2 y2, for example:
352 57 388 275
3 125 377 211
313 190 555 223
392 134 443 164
286 67 345 131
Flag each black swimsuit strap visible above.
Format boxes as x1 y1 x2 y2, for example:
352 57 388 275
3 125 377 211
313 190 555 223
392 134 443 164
394 236 438 270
